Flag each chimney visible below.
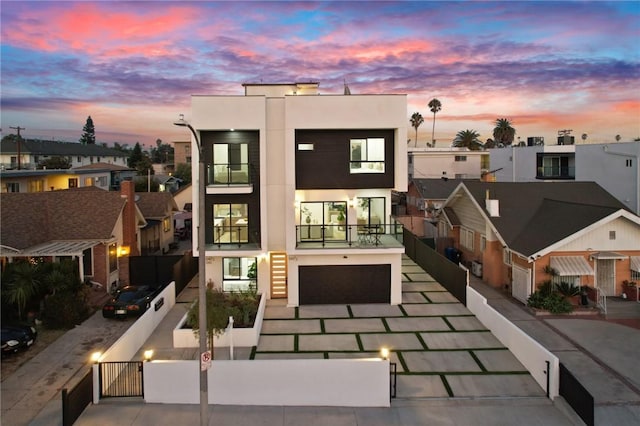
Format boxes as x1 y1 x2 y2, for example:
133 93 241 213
485 189 500 217
120 180 140 256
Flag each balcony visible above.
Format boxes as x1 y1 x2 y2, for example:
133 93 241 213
206 163 254 194
536 166 575 180
296 220 405 249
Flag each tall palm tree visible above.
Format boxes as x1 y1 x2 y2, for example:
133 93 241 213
452 130 483 151
492 118 516 146
428 98 442 147
409 112 424 147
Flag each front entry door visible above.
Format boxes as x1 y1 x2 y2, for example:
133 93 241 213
269 252 288 299
597 259 615 296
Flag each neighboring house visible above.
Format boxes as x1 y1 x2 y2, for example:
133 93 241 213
436 181 640 303
173 141 191 166
173 183 192 213
0 163 136 193
0 181 146 291
403 178 474 237
0 139 128 170
154 174 181 193
136 192 180 255
408 147 490 181
184 81 408 305
489 141 639 214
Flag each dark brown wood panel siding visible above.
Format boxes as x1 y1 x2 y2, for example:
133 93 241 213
299 264 391 305
295 129 395 189
200 131 261 245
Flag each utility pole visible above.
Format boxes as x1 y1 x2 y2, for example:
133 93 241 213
9 126 25 170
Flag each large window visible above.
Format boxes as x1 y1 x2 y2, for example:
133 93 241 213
350 138 385 173
28 179 44 192
83 247 93 276
213 203 248 244
222 257 257 292
211 143 249 184
5 182 19 193
356 197 385 232
300 201 348 241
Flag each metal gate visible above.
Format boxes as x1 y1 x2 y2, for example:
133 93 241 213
512 265 531 303
98 361 144 398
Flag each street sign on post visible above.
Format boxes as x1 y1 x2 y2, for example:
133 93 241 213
201 351 211 371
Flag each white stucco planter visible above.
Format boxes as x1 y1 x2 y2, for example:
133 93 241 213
173 293 265 348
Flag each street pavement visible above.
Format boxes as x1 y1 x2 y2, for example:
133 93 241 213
3 255 639 425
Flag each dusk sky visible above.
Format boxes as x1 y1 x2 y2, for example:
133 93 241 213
1 1 639 149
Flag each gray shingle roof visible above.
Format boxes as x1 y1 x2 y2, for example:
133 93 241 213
1 188 125 251
136 192 179 219
458 181 630 257
411 178 476 199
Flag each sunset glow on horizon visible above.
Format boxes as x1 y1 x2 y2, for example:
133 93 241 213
1 1 639 148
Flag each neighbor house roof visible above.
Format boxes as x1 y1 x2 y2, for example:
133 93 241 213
136 192 179 219
444 181 637 258
0 187 132 253
411 178 476 200
0 139 127 157
73 162 133 171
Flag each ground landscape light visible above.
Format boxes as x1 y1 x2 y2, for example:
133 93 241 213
144 350 154 362
91 352 101 363
380 347 390 360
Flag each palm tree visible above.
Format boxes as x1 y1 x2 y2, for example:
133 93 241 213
3 262 40 319
452 130 483 151
428 98 442 147
492 118 516 146
409 112 424 147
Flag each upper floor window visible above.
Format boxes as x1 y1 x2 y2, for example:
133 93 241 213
69 178 79 188
503 248 512 266
300 201 347 241
454 155 467 162
480 235 487 252
350 138 385 174
626 159 633 167
212 143 249 184
609 231 616 240
213 203 248 244
163 217 171 232
84 177 93 187
357 197 385 233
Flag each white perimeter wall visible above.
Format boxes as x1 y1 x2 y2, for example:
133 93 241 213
144 358 390 407
466 286 559 399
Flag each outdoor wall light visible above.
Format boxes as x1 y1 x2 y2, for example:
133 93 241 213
91 352 101 364
117 246 130 257
144 349 154 362
380 347 390 360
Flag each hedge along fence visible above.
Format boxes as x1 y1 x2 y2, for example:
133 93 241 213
466 286 559 399
143 358 391 407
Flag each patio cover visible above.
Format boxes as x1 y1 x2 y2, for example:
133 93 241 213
0 240 100 257
550 256 594 276
630 256 640 273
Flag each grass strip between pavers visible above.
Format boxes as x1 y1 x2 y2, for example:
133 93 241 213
294 307 299 319
403 273 412 281
441 316 455 331
294 334 299 352
396 351 409 372
415 332 429 350
347 305 354 318
355 334 364 351
469 350 487 372
440 375 454 397
422 292 432 303
398 305 408 317
249 346 256 360
320 319 325 333
381 317 391 332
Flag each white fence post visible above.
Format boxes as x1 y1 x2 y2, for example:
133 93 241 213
228 316 234 360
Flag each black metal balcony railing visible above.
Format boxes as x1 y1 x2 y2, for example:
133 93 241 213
207 163 251 185
536 166 575 179
213 223 249 247
296 220 404 248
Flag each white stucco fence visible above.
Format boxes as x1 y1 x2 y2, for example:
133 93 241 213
466 286 559 399
143 358 391 407
92 282 176 403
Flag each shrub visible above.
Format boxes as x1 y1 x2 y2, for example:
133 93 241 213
556 282 580 297
41 287 90 329
527 289 574 314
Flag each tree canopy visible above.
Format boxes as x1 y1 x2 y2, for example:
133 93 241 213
79 116 96 145
409 112 424 147
492 118 516 146
452 129 484 151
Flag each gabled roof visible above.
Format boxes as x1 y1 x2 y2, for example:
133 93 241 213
443 181 637 258
411 178 476 200
136 192 179 219
1 188 129 252
73 162 133 171
0 139 127 157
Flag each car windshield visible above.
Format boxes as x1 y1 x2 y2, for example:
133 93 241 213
117 290 141 302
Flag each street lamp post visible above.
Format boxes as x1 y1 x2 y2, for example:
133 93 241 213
174 114 208 425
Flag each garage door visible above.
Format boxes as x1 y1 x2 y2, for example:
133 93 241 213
299 264 391 305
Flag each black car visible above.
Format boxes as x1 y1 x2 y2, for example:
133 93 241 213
1 324 37 355
102 285 157 319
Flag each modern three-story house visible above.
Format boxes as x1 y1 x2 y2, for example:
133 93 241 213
182 82 408 306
